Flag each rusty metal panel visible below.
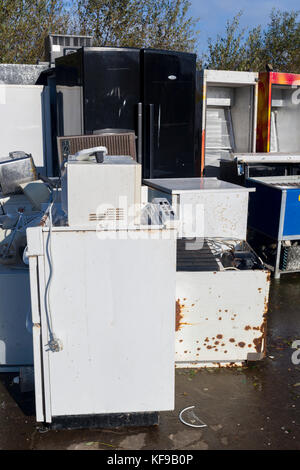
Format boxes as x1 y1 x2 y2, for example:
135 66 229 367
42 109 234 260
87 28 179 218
175 269 270 367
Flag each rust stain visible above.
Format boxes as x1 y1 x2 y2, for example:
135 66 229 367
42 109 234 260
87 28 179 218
175 299 191 331
253 337 262 352
216 334 223 339
175 300 184 331
253 295 269 353
229 338 235 343
218 317 222 320
238 342 246 348
245 325 251 331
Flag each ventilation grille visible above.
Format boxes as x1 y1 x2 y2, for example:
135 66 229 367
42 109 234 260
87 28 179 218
51 36 92 48
57 133 137 168
45 34 93 63
89 208 125 222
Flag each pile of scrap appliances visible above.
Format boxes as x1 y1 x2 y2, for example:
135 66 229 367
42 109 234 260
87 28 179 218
0 34 299 429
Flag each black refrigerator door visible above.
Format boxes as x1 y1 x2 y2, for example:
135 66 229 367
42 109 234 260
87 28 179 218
83 48 140 134
142 49 196 178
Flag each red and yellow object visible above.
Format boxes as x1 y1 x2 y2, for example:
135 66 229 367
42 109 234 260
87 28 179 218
257 72 300 152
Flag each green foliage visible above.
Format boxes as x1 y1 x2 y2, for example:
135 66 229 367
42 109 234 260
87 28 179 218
204 9 300 73
0 1 298 74
75 0 199 52
0 0 198 63
262 9 300 73
0 0 69 63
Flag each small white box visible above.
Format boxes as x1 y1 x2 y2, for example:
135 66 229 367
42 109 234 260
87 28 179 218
62 155 142 227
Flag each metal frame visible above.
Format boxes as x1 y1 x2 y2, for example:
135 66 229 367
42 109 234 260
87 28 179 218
197 69 259 176
257 71 300 153
247 175 300 279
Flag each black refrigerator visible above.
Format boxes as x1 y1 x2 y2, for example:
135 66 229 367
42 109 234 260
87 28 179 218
55 47 196 178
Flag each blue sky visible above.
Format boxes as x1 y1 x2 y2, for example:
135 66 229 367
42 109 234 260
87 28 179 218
189 0 299 55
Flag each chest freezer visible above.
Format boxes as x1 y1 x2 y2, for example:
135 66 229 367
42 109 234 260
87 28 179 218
143 177 254 239
196 70 258 177
26 224 176 426
175 238 270 367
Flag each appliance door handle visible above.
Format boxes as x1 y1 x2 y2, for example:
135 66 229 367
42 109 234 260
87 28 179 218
137 103 143 164
149 104 154 178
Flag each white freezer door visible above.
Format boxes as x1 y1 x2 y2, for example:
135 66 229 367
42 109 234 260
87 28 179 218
36 230 176 419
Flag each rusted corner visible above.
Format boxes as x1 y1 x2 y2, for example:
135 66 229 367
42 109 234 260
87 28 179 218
253 315 268 354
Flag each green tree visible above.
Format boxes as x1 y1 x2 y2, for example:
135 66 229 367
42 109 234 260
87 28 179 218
204 9 300 73
75 0 199 52
262 9 300 73
205 11 249 70
0 0 70 64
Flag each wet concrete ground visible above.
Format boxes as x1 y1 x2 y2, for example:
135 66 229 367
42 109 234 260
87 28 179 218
0 275 300 450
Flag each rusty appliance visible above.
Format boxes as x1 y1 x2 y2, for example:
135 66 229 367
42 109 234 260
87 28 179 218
144 177 271 367
175 238 270 367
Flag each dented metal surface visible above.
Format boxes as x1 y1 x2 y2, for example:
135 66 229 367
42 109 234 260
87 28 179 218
175 269 270 367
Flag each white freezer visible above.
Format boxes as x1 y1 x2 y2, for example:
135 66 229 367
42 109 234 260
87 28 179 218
27 225 176 423
144 177 254 239
0 84 52 175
